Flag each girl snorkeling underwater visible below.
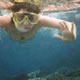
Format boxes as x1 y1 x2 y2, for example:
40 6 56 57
0 0 76 42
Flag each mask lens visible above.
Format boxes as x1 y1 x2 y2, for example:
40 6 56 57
14 12 38 25
28 14 34 22
27 13 37 24
16 13 25 21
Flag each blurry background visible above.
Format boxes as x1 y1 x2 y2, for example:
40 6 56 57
0 0 80 80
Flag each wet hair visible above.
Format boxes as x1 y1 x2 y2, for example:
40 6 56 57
8 2 40 14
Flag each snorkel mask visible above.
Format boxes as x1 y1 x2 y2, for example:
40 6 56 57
13 11 38 32
13 11 38 24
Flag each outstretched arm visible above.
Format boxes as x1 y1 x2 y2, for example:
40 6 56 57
38 15 76 42
38 15 63 29
0 15 12 27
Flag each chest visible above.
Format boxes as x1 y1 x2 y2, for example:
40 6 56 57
4 24 39 41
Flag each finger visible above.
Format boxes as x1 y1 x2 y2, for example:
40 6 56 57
63 21 69 30
60 21 69 30
54 34 64 40
71 23 75 32
59 21 65 30
71 23 74 33
71 23 77 39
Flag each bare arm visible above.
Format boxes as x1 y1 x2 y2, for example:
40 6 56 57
0 15 12 27
38 15 77 42
38 15 64 29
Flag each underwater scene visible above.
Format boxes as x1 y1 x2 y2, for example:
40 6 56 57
0 1 80 80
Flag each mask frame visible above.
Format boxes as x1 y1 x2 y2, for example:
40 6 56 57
13 12 38 27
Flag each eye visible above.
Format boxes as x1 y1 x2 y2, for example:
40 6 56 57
17 13 25 21
28 14 35 22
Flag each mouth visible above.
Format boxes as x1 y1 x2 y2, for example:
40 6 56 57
22 21 33 29
23 24 33 29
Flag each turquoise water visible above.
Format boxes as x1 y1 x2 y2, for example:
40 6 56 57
0 9 80 79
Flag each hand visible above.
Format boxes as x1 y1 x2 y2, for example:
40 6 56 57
54 21 77 42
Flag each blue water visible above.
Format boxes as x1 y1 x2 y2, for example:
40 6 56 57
0 9 80 79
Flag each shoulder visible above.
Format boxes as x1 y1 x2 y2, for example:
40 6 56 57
37 14 45 27
0 15 13 28
37 14 52 27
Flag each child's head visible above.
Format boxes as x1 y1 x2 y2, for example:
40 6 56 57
9 0 40 13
